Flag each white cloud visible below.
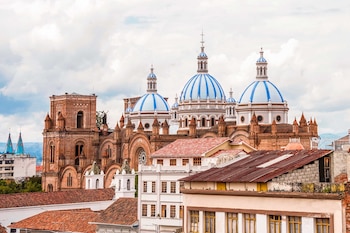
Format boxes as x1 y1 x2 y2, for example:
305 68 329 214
0 0 349 143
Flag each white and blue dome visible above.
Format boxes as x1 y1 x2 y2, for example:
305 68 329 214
180 73 225 101
239 49 284 103
239 80 284 103
133 93 170 112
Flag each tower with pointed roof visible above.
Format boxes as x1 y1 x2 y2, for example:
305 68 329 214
16 132 25 154
5 133 14 154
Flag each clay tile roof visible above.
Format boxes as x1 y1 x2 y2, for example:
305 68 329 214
181 149 332 183
151 137 229 158
8 209 98 233
94 197 138 226
0 188 114 209
0 225 6 233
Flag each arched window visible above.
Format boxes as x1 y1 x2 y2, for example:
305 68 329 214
96 179 100 188
48 184 53 192
50 142 55 163
185 118 188 127
201 118 206 127
118 179 121 191
77 111 84 128
127 179 131 190
211 117 215 126
107 145 112 158
67 173 73 187
75 142 84 166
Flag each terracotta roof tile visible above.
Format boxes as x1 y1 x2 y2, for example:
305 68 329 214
0 188 114 208
181 149 333 183
95 197 138 226
8 209 97 233
0 225 6 233
151 137 229 158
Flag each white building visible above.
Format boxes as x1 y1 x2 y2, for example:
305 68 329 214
0 133 36 180
180 148 347 233
137 137 255 233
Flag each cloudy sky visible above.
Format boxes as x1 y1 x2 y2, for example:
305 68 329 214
0 0 349 143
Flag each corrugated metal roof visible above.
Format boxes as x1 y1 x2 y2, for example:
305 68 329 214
181 149 332 183
151 137 229 158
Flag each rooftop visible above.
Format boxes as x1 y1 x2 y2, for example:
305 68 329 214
0 188 114 209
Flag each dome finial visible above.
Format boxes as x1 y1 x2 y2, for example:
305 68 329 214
147 65 157 93
256 47 268 79
197 30 208 73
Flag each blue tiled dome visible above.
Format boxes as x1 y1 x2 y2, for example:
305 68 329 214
239 80 284 103
133 93 170 112
180 73 225 101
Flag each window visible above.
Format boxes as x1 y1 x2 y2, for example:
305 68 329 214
75 142 84 166
50 143 55 163
142 204 147 216
106 145 112 158
67 173 73 187
226 212 238 233
151 204 156 217
211 117 215 126
170 205 176 218
319 157 331 182
143 181 147 193
183 159 189 166
162 182 167 193
127 179 130 190
170 182 176 193
170 159 177 166
189 210 199 233
179 205 184 218
241 116 245 123
205 211 215 233
152 181 156 193
257 115 263 122
268 215 281 233
315 218 330 233
288 216 301 233
193 157 202 166
243 213 256 233
201 118 206 127
77 111 83 128
276 115 281 122
157 159 163 165
161 205 167 218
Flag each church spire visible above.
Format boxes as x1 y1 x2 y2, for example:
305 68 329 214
147 65 157 93
6 132 14 154
197 31 208 73
256 48 268 80
16 132 25 154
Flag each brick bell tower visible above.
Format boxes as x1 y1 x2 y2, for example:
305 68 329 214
42 93 99 192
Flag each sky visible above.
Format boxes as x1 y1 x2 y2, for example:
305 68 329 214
0 0 349 143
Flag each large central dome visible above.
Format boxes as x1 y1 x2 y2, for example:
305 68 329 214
179 38 225 102
180 73 225 101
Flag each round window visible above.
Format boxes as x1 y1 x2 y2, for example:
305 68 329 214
276 115 281 122
257 115 263 122
241 116 245 123
144 123 150 129
139 150 146 164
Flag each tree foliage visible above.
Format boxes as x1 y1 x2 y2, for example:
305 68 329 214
0 176 42 194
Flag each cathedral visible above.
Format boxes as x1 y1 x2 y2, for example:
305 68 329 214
42 39 319 191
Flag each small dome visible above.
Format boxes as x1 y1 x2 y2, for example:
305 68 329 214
148 70 156 79
239 80 284 103
133 93 170 112
180 73 225 101
226 97 236 103
198 51 208 58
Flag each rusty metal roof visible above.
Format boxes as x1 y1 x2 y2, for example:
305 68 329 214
180 149 332 183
